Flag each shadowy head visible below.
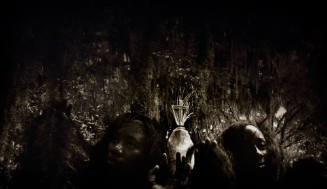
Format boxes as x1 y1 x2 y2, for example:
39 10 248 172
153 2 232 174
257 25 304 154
192 140 236 189
92 113 165 174
221 122 280 185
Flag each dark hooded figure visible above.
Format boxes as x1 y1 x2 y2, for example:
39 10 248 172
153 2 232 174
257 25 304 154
78 113 165 189
221 122 280 189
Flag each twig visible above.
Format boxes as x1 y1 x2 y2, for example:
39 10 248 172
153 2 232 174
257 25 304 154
279 104 304 145
281 118 312 145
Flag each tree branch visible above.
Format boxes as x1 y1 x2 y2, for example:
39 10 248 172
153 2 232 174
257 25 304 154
281 120 312 145
279 104 304 145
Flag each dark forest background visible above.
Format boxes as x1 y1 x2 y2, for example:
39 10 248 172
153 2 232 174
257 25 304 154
1 3 327 184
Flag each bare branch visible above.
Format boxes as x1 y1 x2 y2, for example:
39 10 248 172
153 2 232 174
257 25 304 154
281 121 312 145
284 136 304 148
279 104 304 144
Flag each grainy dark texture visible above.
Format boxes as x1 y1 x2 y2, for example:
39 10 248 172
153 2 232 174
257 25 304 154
1 4 327 188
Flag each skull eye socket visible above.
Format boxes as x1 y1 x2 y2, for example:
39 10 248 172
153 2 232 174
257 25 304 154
256 139 266 150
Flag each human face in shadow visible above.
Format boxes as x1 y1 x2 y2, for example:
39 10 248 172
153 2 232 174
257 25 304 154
107 120 147 170
241 125 267 169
